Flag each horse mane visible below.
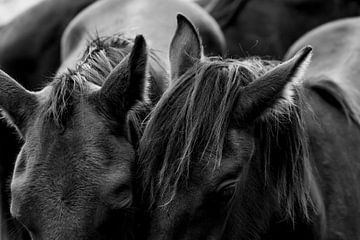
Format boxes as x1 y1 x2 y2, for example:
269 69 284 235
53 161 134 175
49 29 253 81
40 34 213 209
41 34 165 130
139 56 315 220
254 86 314 219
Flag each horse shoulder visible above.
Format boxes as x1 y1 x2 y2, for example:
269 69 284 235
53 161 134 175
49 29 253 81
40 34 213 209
303 86 360 239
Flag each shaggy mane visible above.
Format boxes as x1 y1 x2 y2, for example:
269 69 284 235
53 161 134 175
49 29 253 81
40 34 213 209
42 34 166 128
139 56 315 220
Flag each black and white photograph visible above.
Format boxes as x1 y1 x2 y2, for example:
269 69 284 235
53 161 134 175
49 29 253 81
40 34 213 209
0 0 360 239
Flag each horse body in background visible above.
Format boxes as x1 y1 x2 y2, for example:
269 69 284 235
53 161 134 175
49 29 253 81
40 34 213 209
59 0 226 102
284 17 360 239
0 0 225 239
0 0 99 90
137 16 360 240
198 0 360 58
59 0 225 72
286 17 360 118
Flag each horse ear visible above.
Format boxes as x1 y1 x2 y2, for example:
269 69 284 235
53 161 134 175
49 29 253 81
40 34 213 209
96 35 148 120
0 70 38 135
169 14 203 80
235 46 312 122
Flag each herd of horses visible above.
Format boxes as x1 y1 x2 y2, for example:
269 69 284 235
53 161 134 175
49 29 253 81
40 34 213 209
0 0 360 239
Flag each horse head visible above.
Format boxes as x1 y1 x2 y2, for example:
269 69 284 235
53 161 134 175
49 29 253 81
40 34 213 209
0 35 148 240
138 14 316 240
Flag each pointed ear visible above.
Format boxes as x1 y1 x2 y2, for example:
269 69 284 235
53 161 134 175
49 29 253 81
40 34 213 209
0 70 38 135
169 14 203 80
96 35 148 120
235 46 312 122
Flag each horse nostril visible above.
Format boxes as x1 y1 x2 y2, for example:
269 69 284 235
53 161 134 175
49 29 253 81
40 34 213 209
113 183 130 196
10 206 37 239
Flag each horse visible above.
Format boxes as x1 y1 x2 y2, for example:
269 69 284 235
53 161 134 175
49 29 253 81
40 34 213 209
196 0 360 58
137 15 360 240
0 0 225 239
0 0 100 238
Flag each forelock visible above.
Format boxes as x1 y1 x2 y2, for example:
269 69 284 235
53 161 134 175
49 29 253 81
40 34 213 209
139 57 276 206
40 35 135 128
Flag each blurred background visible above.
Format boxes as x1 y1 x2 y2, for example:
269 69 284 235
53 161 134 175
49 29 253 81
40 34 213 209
0 0 43 25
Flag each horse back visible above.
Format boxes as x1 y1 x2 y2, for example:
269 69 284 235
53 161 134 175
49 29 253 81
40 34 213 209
59 0 226 71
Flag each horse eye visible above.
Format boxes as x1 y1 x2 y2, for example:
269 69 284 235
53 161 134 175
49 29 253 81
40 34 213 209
217 184 236 203
221 186 235 198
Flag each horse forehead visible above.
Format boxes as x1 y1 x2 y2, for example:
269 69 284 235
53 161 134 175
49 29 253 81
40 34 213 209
22 108 103 165
17 113 133 187
198 129 252 176
157 190 203 216
72 104 105 134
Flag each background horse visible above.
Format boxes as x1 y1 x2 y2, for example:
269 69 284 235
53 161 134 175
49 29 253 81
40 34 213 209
59 0 225 72
137 15 360 240
0 0 99 90
196 0 360 58
0 0 225 239
285 17 360 119
284 17 360 239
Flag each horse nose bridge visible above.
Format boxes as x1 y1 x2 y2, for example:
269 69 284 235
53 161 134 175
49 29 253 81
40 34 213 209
55 174 99 207
25 166 98 211
44 158 97 192
149 203 192 240
148 207 177 239
12 156 101 219
38 219 97 240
